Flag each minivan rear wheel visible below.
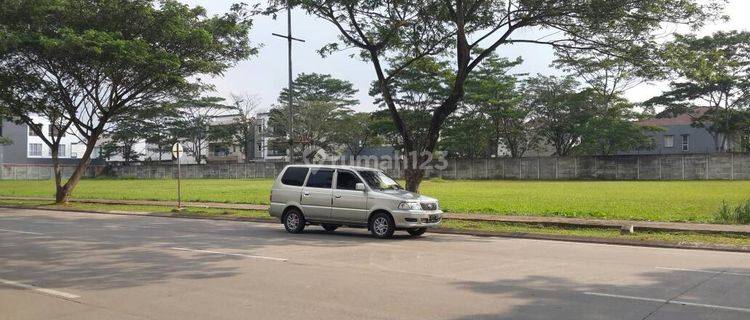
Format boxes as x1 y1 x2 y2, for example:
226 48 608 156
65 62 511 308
321 224 339 232
369 212 395 239
283 208 306 234
406 228 427 236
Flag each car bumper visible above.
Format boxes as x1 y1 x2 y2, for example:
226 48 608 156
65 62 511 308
392 210 443 228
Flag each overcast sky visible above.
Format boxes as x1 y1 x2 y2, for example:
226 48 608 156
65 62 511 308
180 0 750 112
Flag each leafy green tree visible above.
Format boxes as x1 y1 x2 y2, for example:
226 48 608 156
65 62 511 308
645 31 750 152
463 54 533 158
269 100 349 161
524 75 591 156
440 111 495 159
270 73 359 160
107 115 147 165
368 58 453 155
0 0 255 203
272 0 723 191
171 96 231 164
142 108 181 162
574 97 660 155
332 112 382 159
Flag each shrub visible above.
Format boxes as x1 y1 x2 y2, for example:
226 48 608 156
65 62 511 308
714 200 750 224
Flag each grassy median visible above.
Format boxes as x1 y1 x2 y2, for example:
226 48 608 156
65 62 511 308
1 199 748 249
2 179 750 223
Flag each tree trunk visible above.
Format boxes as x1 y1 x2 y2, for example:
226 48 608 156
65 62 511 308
55 131 101 204
404 167 424 192
51 146 65 204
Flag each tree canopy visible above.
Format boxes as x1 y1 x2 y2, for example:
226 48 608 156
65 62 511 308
269 0 725 191
0 0 255 202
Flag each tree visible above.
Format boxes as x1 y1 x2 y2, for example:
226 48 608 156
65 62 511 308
227 94 261 163
142 108 181 162
0 0 255 203
524 75 591 156
645 31 750 152
463 54 533 158
172 96 230 164
269 100 349 161
574 97 660 155
272 0 723 191
270 73 359 160
107 115 147 165
332 112 382 159
440 111 495 158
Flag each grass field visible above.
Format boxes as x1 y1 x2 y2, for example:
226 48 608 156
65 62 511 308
1 179 749 223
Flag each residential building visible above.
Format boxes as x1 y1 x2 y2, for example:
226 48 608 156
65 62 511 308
0 117 89 165
206 113 279 163
625 108 729 155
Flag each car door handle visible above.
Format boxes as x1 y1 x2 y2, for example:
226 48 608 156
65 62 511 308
334 194 342 198
303 191 310 196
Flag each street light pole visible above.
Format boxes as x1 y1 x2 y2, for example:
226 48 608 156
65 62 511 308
273 0 304 163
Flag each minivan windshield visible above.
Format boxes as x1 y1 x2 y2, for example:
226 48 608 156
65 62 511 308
357 170 402 191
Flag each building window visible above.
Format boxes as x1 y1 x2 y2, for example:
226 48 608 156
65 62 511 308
58 144 67 157
29 143 43 157
28 124 43 137
212 144 230 157
681 134 690 152
664 135 674 148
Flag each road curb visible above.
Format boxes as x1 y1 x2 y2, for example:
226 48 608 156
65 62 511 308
2 204 749 254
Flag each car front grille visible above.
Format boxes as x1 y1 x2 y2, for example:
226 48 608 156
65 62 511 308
420 202 438 211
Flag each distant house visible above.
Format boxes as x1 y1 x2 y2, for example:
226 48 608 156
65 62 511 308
0 117 91 165
206 112 285 163
624 108 726 155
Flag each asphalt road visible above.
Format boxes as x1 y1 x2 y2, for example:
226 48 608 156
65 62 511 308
1 207 750 320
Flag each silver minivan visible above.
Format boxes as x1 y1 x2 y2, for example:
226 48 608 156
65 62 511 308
269 165 442 238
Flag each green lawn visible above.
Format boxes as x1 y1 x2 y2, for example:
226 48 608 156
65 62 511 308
1 179 749 223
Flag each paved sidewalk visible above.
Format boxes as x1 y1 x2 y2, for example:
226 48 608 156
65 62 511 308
2 196 750 235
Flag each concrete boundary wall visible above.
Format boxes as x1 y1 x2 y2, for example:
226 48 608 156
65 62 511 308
103 153 750 181
4 153 747 180
0 164 104 180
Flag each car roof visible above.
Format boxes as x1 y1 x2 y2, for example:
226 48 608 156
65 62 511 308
284 164 381 171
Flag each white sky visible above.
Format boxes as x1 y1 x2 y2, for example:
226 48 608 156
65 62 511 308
180 0 750 112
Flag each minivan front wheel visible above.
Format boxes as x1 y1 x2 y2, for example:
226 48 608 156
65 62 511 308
369 212 395 239
283 208 306 234
407 228 427 236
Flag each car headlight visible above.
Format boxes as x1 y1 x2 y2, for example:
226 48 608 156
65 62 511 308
398 201 422 210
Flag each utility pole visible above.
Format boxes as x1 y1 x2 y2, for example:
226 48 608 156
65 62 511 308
273 0 305 163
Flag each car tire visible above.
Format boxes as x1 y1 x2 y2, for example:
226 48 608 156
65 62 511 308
369 212 395 239
406 228 427 236
283 208 306 234
321 224 339 232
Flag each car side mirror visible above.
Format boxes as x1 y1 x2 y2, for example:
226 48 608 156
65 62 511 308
355 183 366 191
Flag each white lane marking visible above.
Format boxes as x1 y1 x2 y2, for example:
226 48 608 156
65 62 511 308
0 228 43 235
169 247 287 262
0 278 80 300
584 292 750 313
656 267 750 277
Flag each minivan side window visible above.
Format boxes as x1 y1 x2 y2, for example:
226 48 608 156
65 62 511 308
336 170 360 190
281 167 309 186
305 169 334 189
